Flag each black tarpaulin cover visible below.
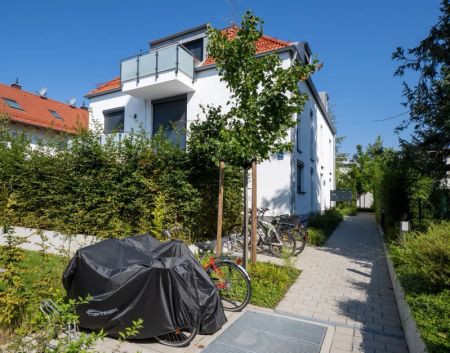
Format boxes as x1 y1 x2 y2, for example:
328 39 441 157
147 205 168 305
62 234 227 339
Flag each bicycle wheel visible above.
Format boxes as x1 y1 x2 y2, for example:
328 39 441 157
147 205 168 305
206 260 252 312
292 227 307 254
155 326 199 347
269 230 296 257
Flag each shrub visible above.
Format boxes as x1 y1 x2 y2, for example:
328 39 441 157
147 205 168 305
0 122 243 242
390 222 450 293
337 202 358 216
406 290 450 353
308 208 343 235
307 227 326 246
389 222 450 353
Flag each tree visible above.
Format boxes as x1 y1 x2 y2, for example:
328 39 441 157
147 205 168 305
189 11 320 262
392 0 450 177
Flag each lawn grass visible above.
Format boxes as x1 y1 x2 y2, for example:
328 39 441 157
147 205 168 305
0 248 67 293
247 261 301 308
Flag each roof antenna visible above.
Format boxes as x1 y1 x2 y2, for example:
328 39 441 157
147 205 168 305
36 87 47 99
67 97 77 108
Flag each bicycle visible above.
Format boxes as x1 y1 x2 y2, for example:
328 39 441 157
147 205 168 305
163 227 252 313
255 208 297 257
272 214 308 255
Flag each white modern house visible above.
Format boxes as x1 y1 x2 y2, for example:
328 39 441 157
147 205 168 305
86 24 336 220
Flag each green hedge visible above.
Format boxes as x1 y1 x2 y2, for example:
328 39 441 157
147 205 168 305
0 121 242 241
389 222 450 353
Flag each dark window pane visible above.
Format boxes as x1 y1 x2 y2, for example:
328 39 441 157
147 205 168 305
2 97 24 110
297 163 304 193
183 39 203 61
104 108 124 133
153 96 187 148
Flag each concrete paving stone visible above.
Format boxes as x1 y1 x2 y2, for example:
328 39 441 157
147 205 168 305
332 339 353 350
385 343 409 353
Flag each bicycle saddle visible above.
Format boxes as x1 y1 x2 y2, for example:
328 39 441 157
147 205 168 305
195 242 215 252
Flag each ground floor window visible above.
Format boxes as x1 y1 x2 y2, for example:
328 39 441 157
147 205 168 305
152 95 187 148
297 161 304 193
103 108 124 134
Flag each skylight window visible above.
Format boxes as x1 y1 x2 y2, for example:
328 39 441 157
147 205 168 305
49 109 62 120
2 97 24 111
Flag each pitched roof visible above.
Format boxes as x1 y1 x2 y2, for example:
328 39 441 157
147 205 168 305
0 83 88 134
86 26 292 97
202 26 292 66
86 77 121 97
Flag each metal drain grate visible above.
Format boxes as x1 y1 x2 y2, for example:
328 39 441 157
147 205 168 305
202 310 327 353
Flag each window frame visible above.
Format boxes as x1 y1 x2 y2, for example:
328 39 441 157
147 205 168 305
2 97 24 111
296 161 306 194
49 109 62 120
103 107 125 134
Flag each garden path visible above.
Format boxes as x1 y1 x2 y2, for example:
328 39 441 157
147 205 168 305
277 213 409 353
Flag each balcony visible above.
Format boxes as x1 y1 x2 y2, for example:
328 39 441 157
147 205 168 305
120 44 195 100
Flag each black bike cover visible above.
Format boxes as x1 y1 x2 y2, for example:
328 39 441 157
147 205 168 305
62 234 227 339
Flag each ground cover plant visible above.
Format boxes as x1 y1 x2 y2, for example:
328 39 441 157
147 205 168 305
247 262 301 308
389 222 450 353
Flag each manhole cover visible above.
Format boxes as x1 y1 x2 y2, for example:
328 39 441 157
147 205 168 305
202 310 327 353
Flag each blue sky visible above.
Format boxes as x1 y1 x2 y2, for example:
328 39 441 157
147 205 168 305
0 0 442 155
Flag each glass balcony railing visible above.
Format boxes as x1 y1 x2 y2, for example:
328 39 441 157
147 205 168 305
120 44 195 83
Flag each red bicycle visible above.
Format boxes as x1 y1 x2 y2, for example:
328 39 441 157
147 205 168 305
196 241 252 312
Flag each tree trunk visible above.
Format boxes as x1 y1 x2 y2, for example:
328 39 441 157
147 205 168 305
242 168 249 269
251 160 257 265
216 160 225 255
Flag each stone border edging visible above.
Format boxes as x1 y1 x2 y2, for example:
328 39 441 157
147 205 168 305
377 224 428 353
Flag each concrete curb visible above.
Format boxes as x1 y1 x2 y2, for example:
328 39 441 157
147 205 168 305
377 225 428 353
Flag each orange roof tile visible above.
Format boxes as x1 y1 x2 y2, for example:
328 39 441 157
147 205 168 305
86 76 121 97
0 83 88 134
202 26 291 66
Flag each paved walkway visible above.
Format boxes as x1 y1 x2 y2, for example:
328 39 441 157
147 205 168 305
277 213 408 353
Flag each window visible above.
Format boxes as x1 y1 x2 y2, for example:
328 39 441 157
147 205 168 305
297 162 304 193
296 116 301 153
183 39 204 61
103 108 124 134
310 109 315 161
153 95 187 148
2 97 24 110
49 109 62 120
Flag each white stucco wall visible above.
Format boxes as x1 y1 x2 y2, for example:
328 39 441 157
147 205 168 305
88 50 334 219
7 122 70 150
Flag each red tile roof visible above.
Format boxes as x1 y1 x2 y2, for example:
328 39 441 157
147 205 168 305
0 83 88 134
202 26 291 66
86 76 121 97
87 27 291 96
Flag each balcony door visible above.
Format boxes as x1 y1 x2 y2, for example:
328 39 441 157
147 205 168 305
152 95 187 148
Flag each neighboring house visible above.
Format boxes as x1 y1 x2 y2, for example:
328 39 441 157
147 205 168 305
0 81 88 147
86 24 336 219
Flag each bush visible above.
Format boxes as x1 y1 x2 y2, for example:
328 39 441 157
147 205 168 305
307 227 326 246
337 202 358 216
406 290 450 353
308 208 343 235
0 121 243 242
390 222 450 293
389 222 450 353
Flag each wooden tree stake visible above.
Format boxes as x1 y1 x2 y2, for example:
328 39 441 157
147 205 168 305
216 160 225 255
251 160 257 264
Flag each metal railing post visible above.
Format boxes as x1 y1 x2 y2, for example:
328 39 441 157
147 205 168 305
155 50 159 79
175 45 179 76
